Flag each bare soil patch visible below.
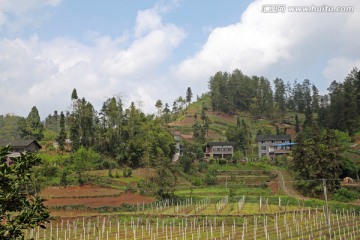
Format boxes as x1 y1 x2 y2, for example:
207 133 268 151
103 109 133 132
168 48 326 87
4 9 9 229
133 168 156 178
40 185 122 198
268 177 279 193
45 192 155 208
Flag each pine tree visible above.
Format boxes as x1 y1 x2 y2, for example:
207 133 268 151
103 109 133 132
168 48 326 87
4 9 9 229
186 87 193 106
19 106 44 140
71 88 78 100
57 111 66 152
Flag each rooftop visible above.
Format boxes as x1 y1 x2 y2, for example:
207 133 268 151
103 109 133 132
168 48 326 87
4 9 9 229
0 139 42 149
207 142 236 146
255 134 291 142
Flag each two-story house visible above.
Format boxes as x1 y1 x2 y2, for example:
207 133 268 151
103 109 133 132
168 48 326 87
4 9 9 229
204 142 236 159
255 135 294 159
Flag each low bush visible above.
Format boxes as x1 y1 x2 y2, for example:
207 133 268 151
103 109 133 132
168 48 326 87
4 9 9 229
123 167 133 177
333 188 359 202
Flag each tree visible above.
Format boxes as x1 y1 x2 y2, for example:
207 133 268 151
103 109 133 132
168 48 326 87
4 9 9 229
192 107 207 144
72 147 100 185
71 88 78 100
273 78 286 115
154 161 176 199
57 111 66 152
186 87 193 106
68 95 96 151
0 114 22 140
295 114 300 133
19 106 44 140
0 146 50 239
250 97 261 121
155 99 163 118
163 103 171 124
292 126 343 196
59 168 69 188
311 84 320 113
175 96 186 114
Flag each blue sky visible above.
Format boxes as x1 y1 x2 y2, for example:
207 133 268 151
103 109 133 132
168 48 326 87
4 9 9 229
0 0 359 118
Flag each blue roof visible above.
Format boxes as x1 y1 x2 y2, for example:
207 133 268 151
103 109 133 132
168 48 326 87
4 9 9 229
274 142 297 147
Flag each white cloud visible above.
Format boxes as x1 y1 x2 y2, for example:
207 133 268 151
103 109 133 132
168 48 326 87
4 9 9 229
0 3 185 118
134 8 162 38
323 57 360 83
0 0 61 32
1 0 360 119
176 0 360 91
103 7 185 78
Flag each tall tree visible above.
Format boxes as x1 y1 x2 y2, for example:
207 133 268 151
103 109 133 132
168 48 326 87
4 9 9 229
257 77 273 117
57 111 66 152
163 103 171 124
250 97 261 121
186 87 193 106
71 88 78 100
68 92 96 151
273 78 286 115
155 99 163 118
311 84 320 113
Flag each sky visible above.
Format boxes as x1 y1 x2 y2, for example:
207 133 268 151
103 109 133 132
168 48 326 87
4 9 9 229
0 0 359 119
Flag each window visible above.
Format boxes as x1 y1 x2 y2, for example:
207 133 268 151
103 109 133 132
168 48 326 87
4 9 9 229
261 146 266 150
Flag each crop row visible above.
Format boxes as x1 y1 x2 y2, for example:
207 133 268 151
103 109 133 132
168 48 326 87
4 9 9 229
25 208 359 240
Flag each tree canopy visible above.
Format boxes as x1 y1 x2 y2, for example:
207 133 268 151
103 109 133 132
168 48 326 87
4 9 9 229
292 125 343 196
0 146 50 239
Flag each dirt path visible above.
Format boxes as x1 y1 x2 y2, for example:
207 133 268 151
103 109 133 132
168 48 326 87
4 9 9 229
278 170 309 200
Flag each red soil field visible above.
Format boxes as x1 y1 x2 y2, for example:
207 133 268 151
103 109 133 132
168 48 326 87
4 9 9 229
41 185 155 209
40 185 122 198
45 192 155 208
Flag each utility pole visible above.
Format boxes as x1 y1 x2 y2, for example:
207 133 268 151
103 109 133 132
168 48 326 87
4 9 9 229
322 178 331 236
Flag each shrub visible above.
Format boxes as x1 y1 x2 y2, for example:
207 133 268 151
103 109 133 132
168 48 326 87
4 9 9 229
108 168 113 178
123 167 133 177
198 161 208 173
204 172 217 185
191 177 203 186
218 159 227 165
333 188 359 202
125 184 136 193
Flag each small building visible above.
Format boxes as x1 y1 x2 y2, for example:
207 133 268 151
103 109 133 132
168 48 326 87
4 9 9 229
0 139 42 157
172 132 183 162
204 142 236 159
255 135 293 159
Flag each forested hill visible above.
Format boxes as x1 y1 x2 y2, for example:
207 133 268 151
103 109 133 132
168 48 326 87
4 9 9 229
207 68 360 135
0 67 360 161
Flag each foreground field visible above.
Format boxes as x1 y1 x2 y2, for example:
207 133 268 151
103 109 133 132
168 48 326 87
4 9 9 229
26 207 360 239
35 165 359 239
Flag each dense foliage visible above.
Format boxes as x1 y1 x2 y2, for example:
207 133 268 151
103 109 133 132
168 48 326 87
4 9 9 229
292 126 343 196
208 68 360 135
0 146 50 239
